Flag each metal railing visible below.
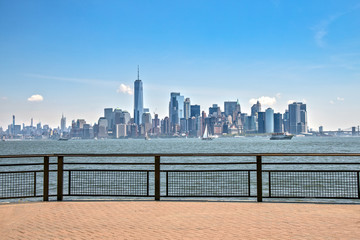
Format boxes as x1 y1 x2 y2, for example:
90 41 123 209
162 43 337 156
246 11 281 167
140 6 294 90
0 153 360 202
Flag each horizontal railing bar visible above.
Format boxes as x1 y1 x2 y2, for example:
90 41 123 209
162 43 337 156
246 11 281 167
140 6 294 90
0 195 43 200
263 162 360 165
264 196 360 199
1 153 360 158
0 154 55 158
64 162 154 165
64 169 150 172
162 195 254 198
263 170 360 172
1 162 359 167
0 163 47 167
0 170 44 174
163 169 254 172
63 162 257 165
65 194 151 197
161 162 257 165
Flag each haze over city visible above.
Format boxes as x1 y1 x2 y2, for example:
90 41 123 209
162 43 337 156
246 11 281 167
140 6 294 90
1 1 360 130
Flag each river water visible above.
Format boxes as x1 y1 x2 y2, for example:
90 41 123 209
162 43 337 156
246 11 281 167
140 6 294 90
1 136 360 155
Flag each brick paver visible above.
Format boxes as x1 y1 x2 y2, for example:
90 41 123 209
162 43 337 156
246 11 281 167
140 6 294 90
0 201 359 239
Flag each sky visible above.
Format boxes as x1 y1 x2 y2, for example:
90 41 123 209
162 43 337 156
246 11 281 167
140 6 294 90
0 0 360 131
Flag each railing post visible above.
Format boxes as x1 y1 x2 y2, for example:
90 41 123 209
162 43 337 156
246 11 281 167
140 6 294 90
155 156 160 201
256 155 263 202
57 156 64 201
43 156 49 201
357 171 360 199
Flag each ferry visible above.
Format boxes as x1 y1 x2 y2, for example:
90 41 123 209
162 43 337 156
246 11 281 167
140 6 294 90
270 132 294 140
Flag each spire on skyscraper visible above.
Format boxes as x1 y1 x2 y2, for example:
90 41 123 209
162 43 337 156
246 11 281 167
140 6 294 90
137 65 140 80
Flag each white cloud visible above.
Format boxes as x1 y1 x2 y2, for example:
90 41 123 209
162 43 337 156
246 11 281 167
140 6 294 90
249 96 276 106
312 4 360 47
27 94 44 102
330 100 335 104
1 97 7 101
337 97 344 101
117 84 133 95
314 29 327 47
287 100 295 105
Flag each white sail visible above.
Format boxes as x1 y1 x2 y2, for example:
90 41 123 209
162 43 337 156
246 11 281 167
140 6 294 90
203 125 208 138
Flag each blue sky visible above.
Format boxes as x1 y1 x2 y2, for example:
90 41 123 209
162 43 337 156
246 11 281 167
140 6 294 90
1 0 360 130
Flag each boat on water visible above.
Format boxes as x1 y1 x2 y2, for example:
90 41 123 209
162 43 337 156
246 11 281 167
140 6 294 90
270 132 294 140
202 125 214 140
58 137 69 141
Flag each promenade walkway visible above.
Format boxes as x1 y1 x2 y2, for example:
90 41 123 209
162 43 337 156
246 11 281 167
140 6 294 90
0 201 359 239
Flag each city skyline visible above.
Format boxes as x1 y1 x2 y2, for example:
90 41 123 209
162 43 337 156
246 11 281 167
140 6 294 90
1 1 360 130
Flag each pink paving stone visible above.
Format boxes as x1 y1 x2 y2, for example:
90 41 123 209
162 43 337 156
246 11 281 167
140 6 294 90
0 201 359 239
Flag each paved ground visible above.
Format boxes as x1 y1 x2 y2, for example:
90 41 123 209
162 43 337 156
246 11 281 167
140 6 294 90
0 201 359 240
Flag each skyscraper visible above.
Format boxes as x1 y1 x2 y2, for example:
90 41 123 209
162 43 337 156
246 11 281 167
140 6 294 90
134 66 144 126
209 104 221 116
184 98 191 120
224 101 241 117
274 113 283 133
265 108 274 133
12 115 15 136
169 92 184 131
190 105 200 117
61 114 66 132
257 112 266 134
251 101 261 117
288 102 307 134
104 108 114 131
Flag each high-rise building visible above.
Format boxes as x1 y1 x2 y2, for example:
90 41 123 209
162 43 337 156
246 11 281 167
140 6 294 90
134 66 144 126
288 102 307 134
274 113 283 133
115 124 127 138
224 101 241 117
209 104 221 116
244 115 257 133
265 108 274 133
61 114 66 132
169 92 184 131
190 105 200 117
12 115 15 136
153 114 160 128
104 108 114 130
257 112 266 134
98 117 108 138
184 98 191 120
161 117 170 135
251 101 261 117
283 110 289 133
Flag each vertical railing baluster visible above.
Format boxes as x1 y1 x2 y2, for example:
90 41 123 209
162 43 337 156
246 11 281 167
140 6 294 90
256 155 262 202
155 156 160 200
166 171 169 197
248 170 251 197
57 156 64 201
43 156 49 201
34 171 37 197
268 171 271 198
68 170 71 196
357 171 360 199
147 171 149 197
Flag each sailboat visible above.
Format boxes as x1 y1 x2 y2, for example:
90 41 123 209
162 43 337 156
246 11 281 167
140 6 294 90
144 131 150 140
202 125 214 140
